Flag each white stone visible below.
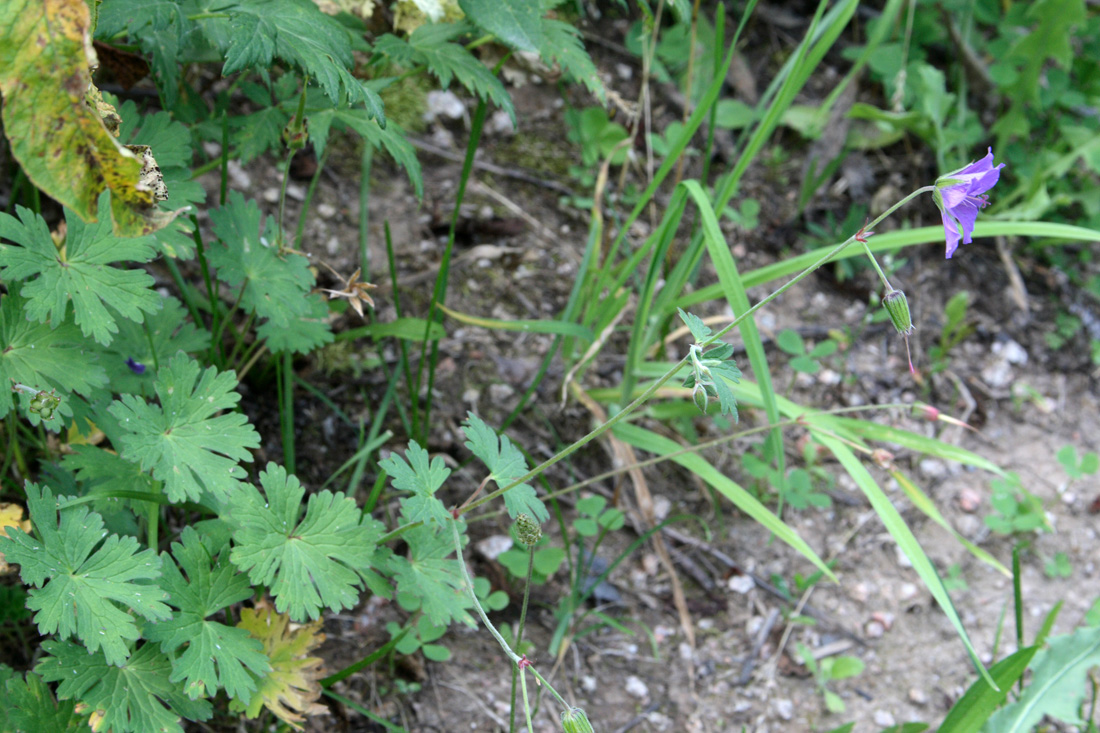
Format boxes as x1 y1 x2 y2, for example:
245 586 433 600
424 90 466 122
624 675 649 700
317 203 337 219
727 575 755 595
874 711 896 727
774 699 794 720
475 535 512 561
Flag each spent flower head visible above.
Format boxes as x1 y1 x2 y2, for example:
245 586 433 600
933 147 1005 259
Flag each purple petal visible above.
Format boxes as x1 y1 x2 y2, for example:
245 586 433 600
950 197 983 245
126 357 146 375
942 210 962 259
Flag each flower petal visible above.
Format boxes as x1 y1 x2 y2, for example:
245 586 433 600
942 209 963 259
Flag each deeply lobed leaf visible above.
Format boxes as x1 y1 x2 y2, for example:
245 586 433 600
0 482 170 666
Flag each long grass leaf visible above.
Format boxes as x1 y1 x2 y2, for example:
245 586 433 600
438 303 594 340
815 433 996 691
613 421 835 581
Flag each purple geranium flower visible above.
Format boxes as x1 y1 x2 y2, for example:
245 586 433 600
933 147 1005 258
125 357 146 375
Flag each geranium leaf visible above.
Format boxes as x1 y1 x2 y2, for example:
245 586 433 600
37 641 212 733
389 523 473 628
462 413 547 522
145 528 271 702
0 482 170 666
109 354 260 503
237 603 327 729
228 463 386 621
378 441 452 527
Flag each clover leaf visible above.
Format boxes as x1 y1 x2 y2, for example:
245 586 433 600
463 412 547 522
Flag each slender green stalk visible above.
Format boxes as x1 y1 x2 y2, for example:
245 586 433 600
359 143 374 278
449 519 570 712
414 96 491 441
509 545 536 733
279 351 296 474
519 671 534 733
860 240 894 291
219 114 230 207
466 187 935 515
293 146 331 250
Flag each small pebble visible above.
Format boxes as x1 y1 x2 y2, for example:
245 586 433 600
874 711 896 727
475 535 512 561
898 583 919 601
727 575 755 595
262 187 280 203
317 203 337 219
864 620 885 638
957 487 982 513
908 687 928 706
581 675 596 693
774 699 794 721
624 675 648 700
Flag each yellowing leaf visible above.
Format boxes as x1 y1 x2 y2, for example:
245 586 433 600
238 602 327 730
0 502 31 574
0 0 183 237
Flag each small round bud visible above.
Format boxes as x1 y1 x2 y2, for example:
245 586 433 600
883 289 914 336
282 115 309 151
692 383 709 413
560 707 595 733
871 448 895 469
514 513 542 546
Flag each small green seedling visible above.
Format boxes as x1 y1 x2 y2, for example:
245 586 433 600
387 616 453 662
1056 444 1099 482
984 473 1049 535
777 329 839 375
797 642 865 714
1044 552 1073 579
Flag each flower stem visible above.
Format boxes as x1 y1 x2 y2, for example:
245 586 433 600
860 240 894 292
464 186 937 516
509 545 536 733
450 519 571 711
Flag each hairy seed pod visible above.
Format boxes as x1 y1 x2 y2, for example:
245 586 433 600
514 513 542 546
560 707 595 733
883 289 914 336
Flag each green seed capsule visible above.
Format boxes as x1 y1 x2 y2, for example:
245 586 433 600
883 289 914 336
560 707 595 733
692 383 709 413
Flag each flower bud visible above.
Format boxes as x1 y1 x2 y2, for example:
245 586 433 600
883 289 914 336
560 707 595 733
871 448 895 470
692 383 709 413
282 115 309 151
514 513 542 546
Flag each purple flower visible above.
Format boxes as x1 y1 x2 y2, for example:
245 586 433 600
933 147 1005 258
125 357 146 375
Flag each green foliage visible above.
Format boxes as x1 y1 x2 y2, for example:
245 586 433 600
0 292 108 423
109 355 260 503
1043 552 1073 579
0 482 171 666
463 413 548 522
1 667 84 733
374 22 515 123
389 522 472 628
229 463 386 621
985 624 1100 731
0 194 161 346
565 106 630 167
927 291 974 373
984 473 1048 535
145 528 271 701
379 441 453 527
38 641 213 733
1056 444 1100 480
777 329 839 375
797 642 865 714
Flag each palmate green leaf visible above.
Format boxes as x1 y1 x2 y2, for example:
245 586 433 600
208 193 329 347
0 194 161 346
984 625 1100 732
389 523 473 628
257 292 335 355
310 107 423 197
145 528 270 702
538 18 606 103
0 482 170 666
460 0 542 52
378 441 452 527
200 0 381 115
462 412 547 522
3 669 84 733
95 0 192 108
101 294 211 393
229 463 386 621
0 292 108 422
37 641 212 733
109 354 260 503
375 22 515 124
62 445 159 514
